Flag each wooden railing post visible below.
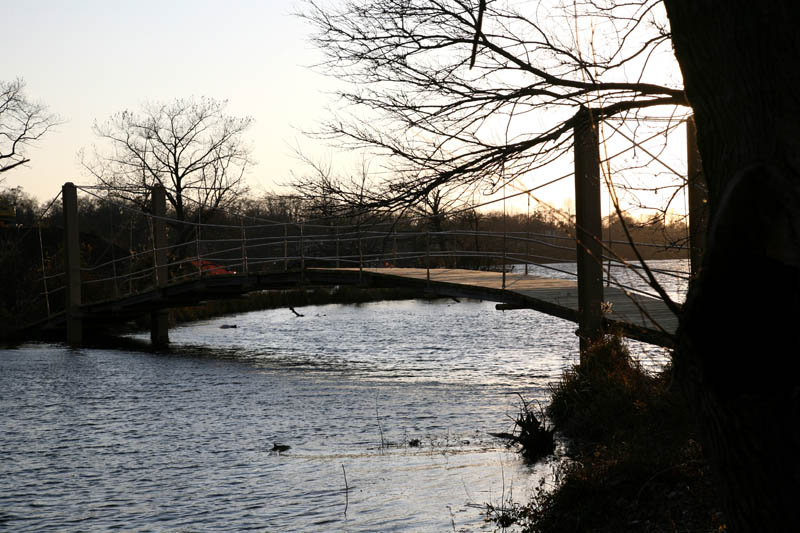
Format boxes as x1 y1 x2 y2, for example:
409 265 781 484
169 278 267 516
283 224 288 271
425 232 431 282
335 226 341 268
525 194 530 276
300 222 305 284
574 111 604 358
502 227 507 289
150 185 169 347
687 116 708 278
240 218 248 276
194 225 202 278
62 182 82 345
300 223 305 272
358 224 364 283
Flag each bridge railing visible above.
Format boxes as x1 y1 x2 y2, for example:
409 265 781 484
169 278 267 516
59 190 690 309
34 180 695 314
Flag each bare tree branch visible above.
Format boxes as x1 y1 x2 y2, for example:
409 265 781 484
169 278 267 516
82 97 253 223
295 0 686 211
0 79 59 177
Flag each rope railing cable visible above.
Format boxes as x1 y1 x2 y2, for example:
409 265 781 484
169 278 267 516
72 226 688 277
37 224 51 316
28 190 64 290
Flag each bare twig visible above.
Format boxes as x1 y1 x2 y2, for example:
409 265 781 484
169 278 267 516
375 393 386 450
342 464 349 516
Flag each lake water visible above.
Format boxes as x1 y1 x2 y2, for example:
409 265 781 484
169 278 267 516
0 261 687 531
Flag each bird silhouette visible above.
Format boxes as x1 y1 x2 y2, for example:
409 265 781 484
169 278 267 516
271 443 291 454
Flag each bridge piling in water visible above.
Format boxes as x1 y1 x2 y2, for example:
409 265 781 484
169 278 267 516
150 185 169 347
573 112 604 358
63 182 82 346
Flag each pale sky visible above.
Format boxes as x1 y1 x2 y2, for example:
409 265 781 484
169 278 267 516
4 0 332 201
4 0 688 219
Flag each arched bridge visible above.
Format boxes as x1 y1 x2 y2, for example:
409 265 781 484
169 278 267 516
19 119 706 352
29 265 679 348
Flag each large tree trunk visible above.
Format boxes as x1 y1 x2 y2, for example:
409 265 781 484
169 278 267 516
664 2 800 529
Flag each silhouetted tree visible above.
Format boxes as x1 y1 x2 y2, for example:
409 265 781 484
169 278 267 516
0 186 39 226
83 97 253 224
0 79 58 177
665 2 800 529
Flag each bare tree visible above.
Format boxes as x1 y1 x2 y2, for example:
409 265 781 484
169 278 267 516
298 0 800 528
296 0 685 211
83 97 253 223
0 79 58 177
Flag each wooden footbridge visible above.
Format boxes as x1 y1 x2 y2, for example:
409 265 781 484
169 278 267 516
27 265 679 348
20 118 706 352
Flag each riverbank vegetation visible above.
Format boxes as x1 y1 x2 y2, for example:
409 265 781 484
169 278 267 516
490 335 724 532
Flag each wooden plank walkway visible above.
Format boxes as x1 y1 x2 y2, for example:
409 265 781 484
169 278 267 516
337 268 679 347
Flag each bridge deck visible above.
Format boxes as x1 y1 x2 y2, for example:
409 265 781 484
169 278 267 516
25 267 678 348
334 268 678 347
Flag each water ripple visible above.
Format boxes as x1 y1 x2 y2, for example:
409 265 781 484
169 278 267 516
1 261 681 531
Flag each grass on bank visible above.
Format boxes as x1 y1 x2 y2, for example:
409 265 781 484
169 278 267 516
490 335 725 532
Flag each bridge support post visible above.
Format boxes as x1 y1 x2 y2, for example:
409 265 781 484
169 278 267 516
150 185 169 347
687 117 708 277
63 182 82 345
574 112 604 359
